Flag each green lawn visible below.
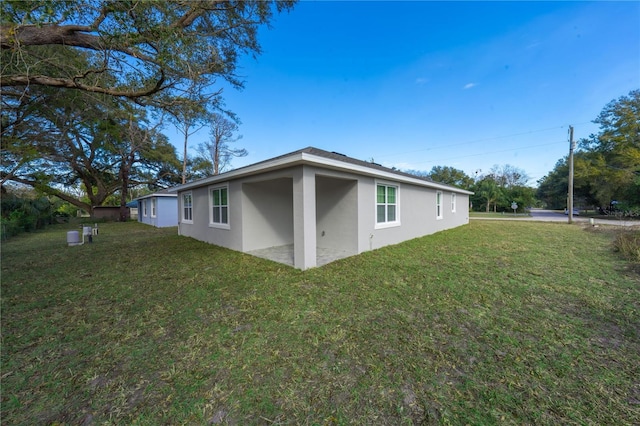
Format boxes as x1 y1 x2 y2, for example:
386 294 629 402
2 221 639 425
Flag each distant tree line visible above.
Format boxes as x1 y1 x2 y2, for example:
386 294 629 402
537 90 639 213
407 164 536 213
408 89 638 215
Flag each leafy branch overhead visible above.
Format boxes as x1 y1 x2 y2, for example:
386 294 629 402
0 0 296 103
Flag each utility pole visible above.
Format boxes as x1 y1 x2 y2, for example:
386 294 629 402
568 125 575 224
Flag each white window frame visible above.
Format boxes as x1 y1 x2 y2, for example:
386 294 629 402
375 181 400 229
143 200 148 217
451 192 457 213
209 184 230 229
182 192 193 224
151 197 157 218
436 190 443 220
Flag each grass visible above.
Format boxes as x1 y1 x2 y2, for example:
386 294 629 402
2 221 639 425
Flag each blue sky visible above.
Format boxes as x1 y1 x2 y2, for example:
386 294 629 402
172 1 640 185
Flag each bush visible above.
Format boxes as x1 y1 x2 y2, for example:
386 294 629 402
612 229 640 262
0 195 56 240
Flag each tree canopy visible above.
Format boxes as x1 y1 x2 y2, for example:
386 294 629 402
1 0 295 105
1 0 294 217
470 165 535 213
425 165 474 189
537 89 640 209
1 83 181 213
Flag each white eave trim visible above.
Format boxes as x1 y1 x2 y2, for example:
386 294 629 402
168 152 307 193
134 193 178 201
300 153 474 195
169 151 473 195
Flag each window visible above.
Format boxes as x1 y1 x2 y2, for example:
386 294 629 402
143 200 148 217
151 197 157 217
182 192 193 223
376 183 399 227
436 191 443 219
451 192 457 213
210 185 229 227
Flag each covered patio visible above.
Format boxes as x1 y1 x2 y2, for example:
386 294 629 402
242 173 358 268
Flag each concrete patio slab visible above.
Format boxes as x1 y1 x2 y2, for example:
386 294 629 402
247 244 353 268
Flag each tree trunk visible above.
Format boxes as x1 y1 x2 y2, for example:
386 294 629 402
182 130 188 184
118 158 130 222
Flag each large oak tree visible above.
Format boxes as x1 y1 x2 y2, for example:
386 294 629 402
1 0 295 104
1 0 294 216
2 81 180 214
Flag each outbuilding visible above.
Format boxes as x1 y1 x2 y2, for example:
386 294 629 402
170 147 473 269
136 189 178 228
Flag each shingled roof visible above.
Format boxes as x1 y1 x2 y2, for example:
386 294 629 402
170 146 473 194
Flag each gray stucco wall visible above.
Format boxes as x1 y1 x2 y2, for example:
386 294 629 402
357 178 469 252
177 164 469 268
178 182 242 251
315 175 358 255
242 178 294 251
178 169 299 252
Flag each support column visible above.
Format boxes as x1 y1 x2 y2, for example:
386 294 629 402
293 165 316 269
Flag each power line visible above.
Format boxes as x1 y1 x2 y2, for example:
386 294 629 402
378 121 593 158
405 140 565 167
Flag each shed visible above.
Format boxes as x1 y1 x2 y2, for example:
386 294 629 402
136 189 178 228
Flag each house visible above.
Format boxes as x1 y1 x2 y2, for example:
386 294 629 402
170 147 473 270
136 190 178 228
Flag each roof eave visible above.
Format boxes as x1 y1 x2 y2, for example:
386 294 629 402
170 150 473 195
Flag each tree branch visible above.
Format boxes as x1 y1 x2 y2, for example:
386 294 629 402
1 173 92 212
1 24 101 50
1 72 166 99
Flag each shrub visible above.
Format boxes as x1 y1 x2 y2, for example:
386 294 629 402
0 195 56 240
612 229 640 262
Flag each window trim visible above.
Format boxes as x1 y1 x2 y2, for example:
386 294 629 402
375 181 400 229
182 192 193 224
142 200 148 217
436 190 443 220
209 184 230 229
150 197 157 218
451 192 457 213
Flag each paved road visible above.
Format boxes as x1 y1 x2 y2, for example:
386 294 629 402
472 209 639 227
529 209 586 222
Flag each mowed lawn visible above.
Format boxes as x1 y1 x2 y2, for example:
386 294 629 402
2 221 639 425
